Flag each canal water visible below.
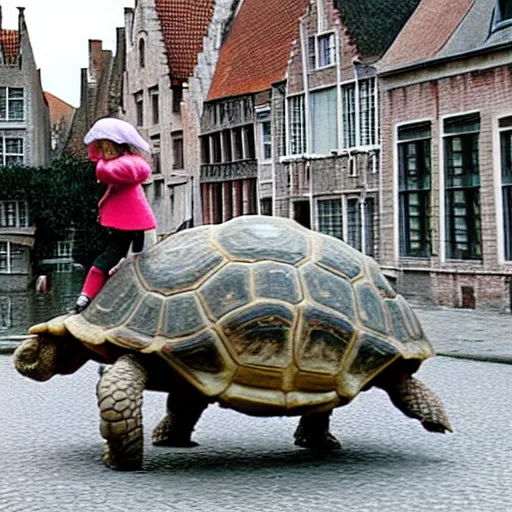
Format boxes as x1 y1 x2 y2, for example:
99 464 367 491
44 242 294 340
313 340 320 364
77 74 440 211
0 269 84 337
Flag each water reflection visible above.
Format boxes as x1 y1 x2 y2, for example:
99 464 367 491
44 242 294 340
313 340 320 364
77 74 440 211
0 269 84 337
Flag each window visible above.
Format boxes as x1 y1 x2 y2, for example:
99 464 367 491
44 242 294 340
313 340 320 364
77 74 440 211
311 88 338 154
201 136 211 164
0 87 24 121
211 132 222 164
342 84 356 148
365 197 375 257
495 0 512 25
398 122 432 257
233 127 244 160
135 91 143 127
0 242 8 272
347 197 362 251
260 197 272 215
244 125 256 159
172 131 184 169
56 241 72 258
444 113 481 260
6 202 20 229
0 241 24 274
307 36 316 71
151 135 161 174
0 135 24 166
172 85 183 113
317 33 336 68
359 79 376 146
149 86 159 125
317 198 342 239
499 116 512 259
222 130 232 162
154 180 163 200
139 38 145 68
288 95 306 155
260 120 272 160
257 109 272 161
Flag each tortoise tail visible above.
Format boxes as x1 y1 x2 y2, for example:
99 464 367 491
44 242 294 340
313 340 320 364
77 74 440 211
386 377 453 434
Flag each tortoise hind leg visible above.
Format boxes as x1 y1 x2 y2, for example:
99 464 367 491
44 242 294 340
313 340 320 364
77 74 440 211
152 390 209 448
97 354 148 470
385 376 453 433
294 410 341 451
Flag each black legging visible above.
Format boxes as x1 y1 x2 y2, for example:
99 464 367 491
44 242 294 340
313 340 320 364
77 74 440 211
93 229 144 274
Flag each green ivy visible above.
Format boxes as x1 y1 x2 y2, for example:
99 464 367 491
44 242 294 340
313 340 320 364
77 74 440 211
0 156 109 270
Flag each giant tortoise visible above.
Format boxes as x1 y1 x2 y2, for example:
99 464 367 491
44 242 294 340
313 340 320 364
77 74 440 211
14 215 451 470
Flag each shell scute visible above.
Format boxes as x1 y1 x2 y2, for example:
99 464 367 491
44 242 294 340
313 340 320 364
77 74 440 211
198 263 252 320
355 282 390 336
253 262 303 304
301 263 355 320
161 293 207 339
296 305 355 375
215 216 309 264
138 226 224 294
220 302 295 369
314 233 363 280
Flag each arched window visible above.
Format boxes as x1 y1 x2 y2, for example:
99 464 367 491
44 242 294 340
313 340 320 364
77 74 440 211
139 38 145 68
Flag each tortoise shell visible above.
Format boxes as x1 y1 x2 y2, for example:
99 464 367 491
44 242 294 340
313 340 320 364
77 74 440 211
64 215 433 415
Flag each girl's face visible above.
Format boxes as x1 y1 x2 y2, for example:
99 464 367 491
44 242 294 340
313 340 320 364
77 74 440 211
87 141 103 162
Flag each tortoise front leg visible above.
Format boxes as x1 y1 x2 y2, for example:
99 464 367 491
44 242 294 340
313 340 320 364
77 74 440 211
152 391 209 447
97 354 148 470
294 410 342 451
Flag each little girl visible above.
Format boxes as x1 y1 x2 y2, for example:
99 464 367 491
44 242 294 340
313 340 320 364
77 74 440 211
74 117 157 313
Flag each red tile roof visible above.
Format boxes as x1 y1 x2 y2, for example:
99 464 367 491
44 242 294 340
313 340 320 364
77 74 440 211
378 0 475 72
155 0 215 82
1 29 19 65
208 0 309 101
44 92 75 125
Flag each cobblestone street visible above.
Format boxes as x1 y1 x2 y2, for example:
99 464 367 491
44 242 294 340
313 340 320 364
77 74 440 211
1 352 510 512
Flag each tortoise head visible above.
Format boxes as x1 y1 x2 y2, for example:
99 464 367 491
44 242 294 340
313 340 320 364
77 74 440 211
13 334 88 382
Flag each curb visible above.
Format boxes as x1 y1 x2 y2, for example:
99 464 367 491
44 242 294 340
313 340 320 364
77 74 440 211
437 352 512 365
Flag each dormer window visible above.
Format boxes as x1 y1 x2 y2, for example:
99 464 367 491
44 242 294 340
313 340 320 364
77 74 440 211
139 38 146 68
494 0 512 28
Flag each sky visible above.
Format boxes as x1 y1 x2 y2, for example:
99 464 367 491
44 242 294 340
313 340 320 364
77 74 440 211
1 0 130 107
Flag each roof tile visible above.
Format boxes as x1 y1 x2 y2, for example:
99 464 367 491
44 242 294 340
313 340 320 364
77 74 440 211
378 0 475 72
208 0 309 101
155 0 215 82
44 92 75 125
1 29 19 65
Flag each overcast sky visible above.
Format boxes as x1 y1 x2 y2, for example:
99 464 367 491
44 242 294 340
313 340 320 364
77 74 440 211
2 0 130 107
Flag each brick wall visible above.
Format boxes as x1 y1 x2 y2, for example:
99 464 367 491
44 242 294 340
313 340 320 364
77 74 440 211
380 48 512 310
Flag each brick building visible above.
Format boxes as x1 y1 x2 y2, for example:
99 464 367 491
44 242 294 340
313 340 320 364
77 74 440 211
122 0 218 236
200 0 310 224
273 0 420 258
65 34 125 159
0 7 50 291
378 0 512 310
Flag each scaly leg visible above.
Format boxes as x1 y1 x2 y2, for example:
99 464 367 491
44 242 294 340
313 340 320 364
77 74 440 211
152 391 209 447
294 410 341 451
385 376 453 433
97 354 148 470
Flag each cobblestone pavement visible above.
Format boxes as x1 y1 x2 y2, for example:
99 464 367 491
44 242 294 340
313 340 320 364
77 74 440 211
415 307 512 363
0 355 510 512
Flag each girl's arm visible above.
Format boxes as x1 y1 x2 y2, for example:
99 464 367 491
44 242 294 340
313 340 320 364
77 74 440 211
96 155 151 185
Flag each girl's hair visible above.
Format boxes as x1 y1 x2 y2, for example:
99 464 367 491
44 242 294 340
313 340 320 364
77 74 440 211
95 139 139 160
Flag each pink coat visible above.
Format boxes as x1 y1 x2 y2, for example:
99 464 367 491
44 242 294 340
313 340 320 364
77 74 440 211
95 154 157 231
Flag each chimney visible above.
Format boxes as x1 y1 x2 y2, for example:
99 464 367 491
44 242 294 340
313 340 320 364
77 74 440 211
124 8 134 47
0 5 3 31
17 6 25 31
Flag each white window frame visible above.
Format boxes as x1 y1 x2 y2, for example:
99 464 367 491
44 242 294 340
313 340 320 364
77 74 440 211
257 108 272 162
0 87 25 121
56 240 73 258
316 32 336 69
0 135 24 166
0 200 29 228
287 94 306 156
0 241 11 273
315 196 343 239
